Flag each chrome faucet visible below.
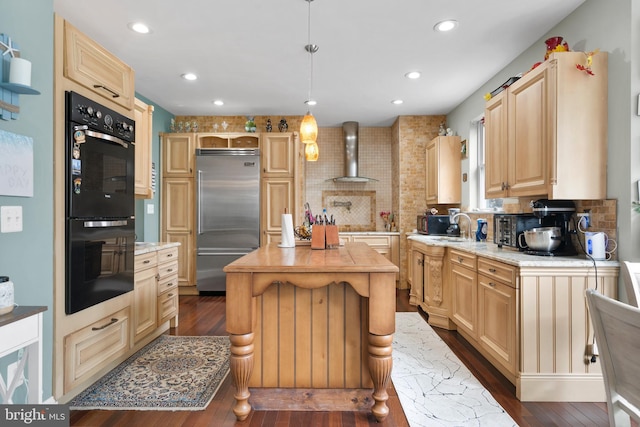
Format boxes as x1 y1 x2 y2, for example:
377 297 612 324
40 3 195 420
452 212 473 241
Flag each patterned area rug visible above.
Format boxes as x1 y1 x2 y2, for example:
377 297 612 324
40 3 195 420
69 335 230 411
393 313 517 426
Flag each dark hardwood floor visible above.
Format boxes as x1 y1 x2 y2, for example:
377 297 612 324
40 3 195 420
70 290 613 427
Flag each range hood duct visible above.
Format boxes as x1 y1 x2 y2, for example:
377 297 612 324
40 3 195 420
330 121 377 183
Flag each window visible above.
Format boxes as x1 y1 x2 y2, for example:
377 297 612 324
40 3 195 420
471 117 503 211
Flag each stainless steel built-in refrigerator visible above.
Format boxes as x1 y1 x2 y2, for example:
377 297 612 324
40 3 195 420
195 149 260 292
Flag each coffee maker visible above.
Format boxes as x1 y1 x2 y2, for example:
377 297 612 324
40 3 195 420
446 208 460 236
529 199 576 255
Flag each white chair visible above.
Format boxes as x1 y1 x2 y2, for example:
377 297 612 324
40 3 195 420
586 289 640 426
621 261 640 307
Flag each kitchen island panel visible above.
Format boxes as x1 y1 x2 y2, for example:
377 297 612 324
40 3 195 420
225 243 397 421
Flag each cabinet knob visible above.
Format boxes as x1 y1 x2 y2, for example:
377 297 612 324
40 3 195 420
489 268 497 273
458 257 464 263
488 282 496 287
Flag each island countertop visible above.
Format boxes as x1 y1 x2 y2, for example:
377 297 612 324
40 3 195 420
223 241 399 274
224 242 398 422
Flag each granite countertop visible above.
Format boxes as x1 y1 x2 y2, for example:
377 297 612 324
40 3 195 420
134 241 180 256
407 234 619 268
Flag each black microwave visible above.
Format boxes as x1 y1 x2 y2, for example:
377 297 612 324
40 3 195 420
417 215 451 235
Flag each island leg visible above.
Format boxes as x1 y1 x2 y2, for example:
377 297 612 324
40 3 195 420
368 333 393 422
229 332 254 421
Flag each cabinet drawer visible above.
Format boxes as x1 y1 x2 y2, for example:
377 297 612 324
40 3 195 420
135 251 157 271
449 248 476 269
350 235 391 247
157 260 178 279
158 273 179 296
64 307 130 393
477 258 517 287
157 247 178 265
158 291 179 324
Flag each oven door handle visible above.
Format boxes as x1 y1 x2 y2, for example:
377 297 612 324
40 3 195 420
84 129 129 149
83 220 129 228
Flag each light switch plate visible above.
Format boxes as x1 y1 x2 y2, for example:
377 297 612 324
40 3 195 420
1 206 23 233
146 204 155 215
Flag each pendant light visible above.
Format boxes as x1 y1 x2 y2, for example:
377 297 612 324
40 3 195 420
301 0 319 160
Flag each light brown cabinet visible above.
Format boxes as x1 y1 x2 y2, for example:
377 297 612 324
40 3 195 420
346 234 400 282
197 133 259 149
134 98 154 198
63 307 130 394
161 133 196 291
156 247 179 325
477 257 518 377
425 136 461 204
133 252 158 343
62 20 135 111
449 248 477 338
260 132 297 245
408 240 452 328
484 51 608 200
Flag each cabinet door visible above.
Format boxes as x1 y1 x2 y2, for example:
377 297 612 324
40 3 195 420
134 266 158 343
134 98 154 198
507 67 548 197
484 91 509 198
162 178 193 232
478 275 517 375
162 134 194 176
450 263 477 339
409 249 423 306
261 178 293 246
163 232 192 288
262 133 294 177
425 140 438 203
63 20 135 111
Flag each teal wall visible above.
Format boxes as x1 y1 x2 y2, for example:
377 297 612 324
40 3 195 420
0 0 54 401
134 94 173 243
447 0 640 267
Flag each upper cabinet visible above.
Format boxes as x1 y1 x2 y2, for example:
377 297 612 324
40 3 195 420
162 133 195 177
425 136 461 204
63 20 135 111
484 51 608 200
134 98 154 198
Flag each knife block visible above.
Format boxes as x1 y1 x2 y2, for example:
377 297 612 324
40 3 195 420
311 225 326 250
325 225 339 249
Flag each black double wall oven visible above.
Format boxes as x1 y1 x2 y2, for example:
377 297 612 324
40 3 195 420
65 91 135 314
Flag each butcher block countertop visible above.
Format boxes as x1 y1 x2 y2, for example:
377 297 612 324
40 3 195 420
224 241 399 274
224 242 398 422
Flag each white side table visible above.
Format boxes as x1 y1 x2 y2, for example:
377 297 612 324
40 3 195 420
0 306 46 404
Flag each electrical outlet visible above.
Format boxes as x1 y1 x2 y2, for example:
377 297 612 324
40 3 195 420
0 206 23 233
7 361 23 387
577 212 590 229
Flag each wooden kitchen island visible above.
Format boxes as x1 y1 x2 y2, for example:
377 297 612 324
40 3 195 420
224 242 398 422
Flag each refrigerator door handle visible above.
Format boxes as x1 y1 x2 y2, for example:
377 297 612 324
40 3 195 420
197 169 203 235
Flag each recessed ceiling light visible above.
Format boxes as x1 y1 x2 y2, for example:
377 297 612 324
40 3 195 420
213 100 224 106
128 22 151 34
391 99 403 105
181 73 197 81
405 71 421 79
305 99 317 106
433 20 458 32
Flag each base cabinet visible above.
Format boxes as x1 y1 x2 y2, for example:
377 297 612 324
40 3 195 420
449 249 478 338
408 240 452 329
63 308 130 394
133 252 158 343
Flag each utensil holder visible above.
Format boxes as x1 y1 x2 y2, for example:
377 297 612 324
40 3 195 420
325 225 339 248
311 225 326 250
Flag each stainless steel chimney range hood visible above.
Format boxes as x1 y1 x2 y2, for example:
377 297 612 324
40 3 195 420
329 121 378 183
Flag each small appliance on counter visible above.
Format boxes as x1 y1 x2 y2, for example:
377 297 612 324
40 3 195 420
0 276 14 315
493 213 539 249
416 214 450 235
446 208 461 237
525 199 577 256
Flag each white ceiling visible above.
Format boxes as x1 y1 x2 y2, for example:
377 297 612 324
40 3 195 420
53 0 585 127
